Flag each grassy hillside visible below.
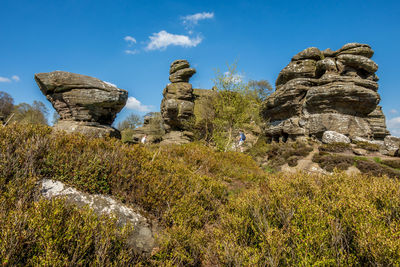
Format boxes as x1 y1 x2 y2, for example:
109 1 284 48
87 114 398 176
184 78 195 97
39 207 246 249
1 124 400 265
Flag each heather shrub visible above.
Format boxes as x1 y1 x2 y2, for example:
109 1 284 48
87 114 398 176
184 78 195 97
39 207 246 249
2 124 400 265
265 140 313 168
319 142 351 153
354 141 380 152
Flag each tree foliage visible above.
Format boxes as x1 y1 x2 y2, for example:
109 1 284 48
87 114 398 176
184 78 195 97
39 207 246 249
210 62 269 151
10 101 48 125
117 113 142 131
0 91 14 121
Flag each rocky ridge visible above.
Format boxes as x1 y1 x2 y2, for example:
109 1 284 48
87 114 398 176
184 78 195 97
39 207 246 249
35 71 127 138
261 43 389 142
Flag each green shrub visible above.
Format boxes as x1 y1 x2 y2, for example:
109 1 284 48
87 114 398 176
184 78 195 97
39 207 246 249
312 153 354 171
354 141 380 152
266 140 313 168
319 142 351 153
381 159 400 170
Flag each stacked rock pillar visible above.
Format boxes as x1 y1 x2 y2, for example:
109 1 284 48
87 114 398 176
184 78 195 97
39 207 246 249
160 60 196 144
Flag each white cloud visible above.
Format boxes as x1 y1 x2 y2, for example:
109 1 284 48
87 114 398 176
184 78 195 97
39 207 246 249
182 12 214 25
390 109 398 114
146 30 202 51
0 77 11 83
124 36 137 45
11 75 20 82
125 49 139 55
103 81 117 88
387 117 400 137
223 71 243 84
126 97 153 112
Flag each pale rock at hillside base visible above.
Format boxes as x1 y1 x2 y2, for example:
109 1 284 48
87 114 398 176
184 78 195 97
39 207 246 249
261 43 390 141
39 179 155 255
322 131 351 144
35 71 127 138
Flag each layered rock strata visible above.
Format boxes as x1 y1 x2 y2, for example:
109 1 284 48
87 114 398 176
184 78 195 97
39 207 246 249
160 60 196 144
35 71 127 138
261 43 389 141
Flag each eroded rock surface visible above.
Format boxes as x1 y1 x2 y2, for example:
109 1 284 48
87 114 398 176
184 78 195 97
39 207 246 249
322 131 351 144
160 60 196 144
261 43 389 141
39 179 155 255
35 71 127 138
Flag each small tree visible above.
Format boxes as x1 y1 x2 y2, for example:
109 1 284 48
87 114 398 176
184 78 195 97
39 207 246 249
212 63 256 151
0 91 14 122
11 101 49 125
248 79 273 102
209 63 273 151
117 113 142 131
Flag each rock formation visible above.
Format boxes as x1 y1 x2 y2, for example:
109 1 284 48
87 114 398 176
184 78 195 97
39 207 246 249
130 113 165 144
160 60 196 144
39 179 155 255
35 71 127 138
261 43 389 141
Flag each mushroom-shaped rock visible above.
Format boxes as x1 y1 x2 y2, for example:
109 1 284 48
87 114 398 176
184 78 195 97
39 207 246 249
35 71 128 138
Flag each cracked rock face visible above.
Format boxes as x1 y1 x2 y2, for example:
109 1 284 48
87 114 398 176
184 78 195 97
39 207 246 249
261 43 389 141
160 60 196 144
35 71 128 138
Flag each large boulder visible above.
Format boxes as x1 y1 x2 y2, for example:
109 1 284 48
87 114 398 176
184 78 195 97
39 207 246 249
322 131 351 144
35 71 127 138
39 179 155 255
261 43 389 141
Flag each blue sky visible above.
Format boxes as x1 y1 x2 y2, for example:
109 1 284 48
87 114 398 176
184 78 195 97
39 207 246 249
1 0 400 134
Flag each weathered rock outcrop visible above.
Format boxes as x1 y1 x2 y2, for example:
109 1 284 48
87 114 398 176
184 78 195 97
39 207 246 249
39 179 155 255
130 113 165 144
261 43 389 141
160 60 196 144
35 71 128 138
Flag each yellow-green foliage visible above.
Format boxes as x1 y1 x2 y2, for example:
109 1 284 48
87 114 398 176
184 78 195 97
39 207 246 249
2 124 400 265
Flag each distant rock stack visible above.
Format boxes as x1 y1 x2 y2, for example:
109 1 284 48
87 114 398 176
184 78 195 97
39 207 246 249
35 71 128 138
160 60 196 144
261 43 389 142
